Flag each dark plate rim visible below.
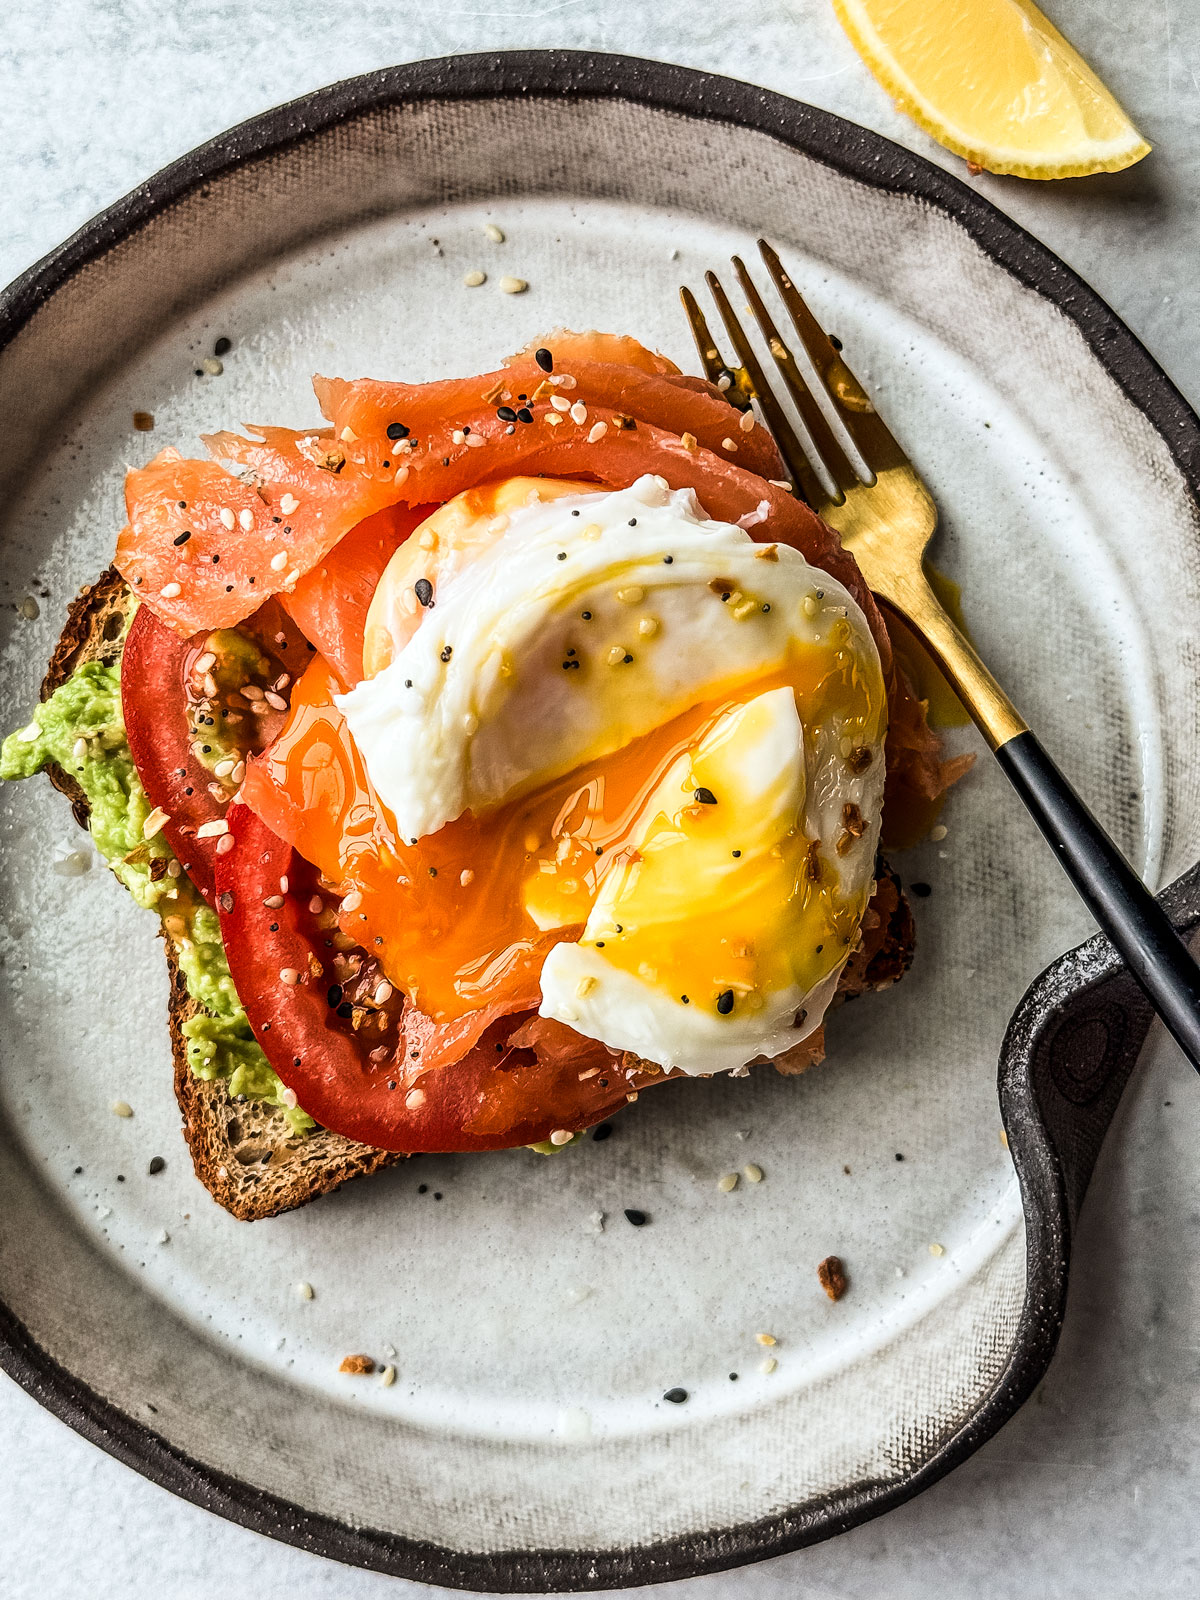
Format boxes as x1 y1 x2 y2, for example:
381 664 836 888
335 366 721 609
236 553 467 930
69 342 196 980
1 48 1197 1593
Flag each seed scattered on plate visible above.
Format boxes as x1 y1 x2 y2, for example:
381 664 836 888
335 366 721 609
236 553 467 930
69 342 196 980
201 356 223 376
624 1208 648 1227
717 1172 738 1193
148 1156 165 1176
743 1163 764 1183
817 1254 848 1302
930 823 948 842
339 1353 375 1375
132 411 154 432
755 1332 777 1346
110 1100 133 1118
759 1356 778 1375
156 1229 170 1245
483 223 505 243
499 275 528 295
929 1241 946 1257
663 1387 688 1404
297 1281 315 1300
379 1363 397 1387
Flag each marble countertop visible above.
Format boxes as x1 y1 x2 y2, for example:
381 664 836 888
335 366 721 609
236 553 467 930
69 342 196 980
3 3 1200 1596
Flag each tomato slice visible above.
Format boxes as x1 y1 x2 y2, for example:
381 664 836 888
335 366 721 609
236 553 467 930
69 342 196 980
280 502 433 687
122 598 311 901
214 803 670 1151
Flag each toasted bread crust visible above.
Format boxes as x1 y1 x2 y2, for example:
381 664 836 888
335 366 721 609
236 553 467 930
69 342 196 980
38 572 916 1217
41 571 405 1221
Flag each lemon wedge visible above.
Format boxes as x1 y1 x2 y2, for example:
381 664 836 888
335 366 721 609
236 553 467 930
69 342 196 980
832 0 1150 178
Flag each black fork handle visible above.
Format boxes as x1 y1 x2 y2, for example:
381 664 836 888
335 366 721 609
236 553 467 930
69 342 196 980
996 730 1200 1071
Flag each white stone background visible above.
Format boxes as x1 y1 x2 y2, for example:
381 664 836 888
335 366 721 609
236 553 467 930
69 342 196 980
3 1 1200 1595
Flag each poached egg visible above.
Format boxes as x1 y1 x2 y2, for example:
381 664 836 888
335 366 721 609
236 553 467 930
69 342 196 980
338 474 887 1074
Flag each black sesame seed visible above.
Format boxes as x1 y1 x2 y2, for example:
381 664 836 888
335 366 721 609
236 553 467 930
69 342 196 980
581 610 592 620
624 1208 648 1227
225 584 233 592
663 555 674 564
443 456 450 466
623 653 633 664
116 1174 125 1183
269 922 279 932
148 1156 166 1174
716 990 735 1015
387 1080 397 1090
214 336 232 357
218 890 235 914
337 1001 354 1019
592 1123 612 1142
434 1192 443 1201
681 995 690 1004
571 509 581 517
732 849 742 858
496 405 518 422
415 577 434 607
911 881 932 898
404 679 413 688
830 334 843 350
694 786 718 805
382 460 390 469
428 867 438 878
418 1183 428 1194
628 518 637 527
535 347 554 372
327 984 344 1008
762 603 771 613
557 551 568 561
663 1387 688 1404
386 422 410 440
595 845 604 855
173 530 191 546
895 1152 905 1161
516 407 533 424
815 944 823 953
440 645 453 663
293 1056 302 1068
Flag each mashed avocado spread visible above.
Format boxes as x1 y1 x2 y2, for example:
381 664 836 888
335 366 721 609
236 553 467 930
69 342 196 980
1 656 314 1135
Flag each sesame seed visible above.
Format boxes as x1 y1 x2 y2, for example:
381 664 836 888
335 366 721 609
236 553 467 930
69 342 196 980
929 1242 946 1257
270 550 288 570
483 223 505 243
550 394 571 412
110 1100 133 1118
308 894 324 914
569 401 587 425
342 889 363 912
195 818 230 838
280 967 301 985
297 1281 314 1299
279 494 299 515
606 645 628 666
549 1128 574 1146
803 594 820 617
739 410 756 432
263 894 284 908
263 690 287 711
459 868 475 887
535 347 553 372
756 1332 777 1346
142 805 170 839
405 1088 426 1109
588 420 608 443
718 1172 739 1192
72 735 89 762
373 980 393 1005
576 976 597 998
930 824 948 842
760 1356 778 1374
499 276 528 294
380 1364 397 1387
238 508 255 530
616 585 644 604
394 464 410 485
160 582 182 599
466 433 485 448
743 1163 764 1183
680 431 698 452
218 507 236 530
463 270 486 287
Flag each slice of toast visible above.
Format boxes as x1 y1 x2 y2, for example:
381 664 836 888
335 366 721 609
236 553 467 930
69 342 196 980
38 573 915 1220
42 570 403 1221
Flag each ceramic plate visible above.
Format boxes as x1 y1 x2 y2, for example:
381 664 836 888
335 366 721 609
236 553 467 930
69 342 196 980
2 51 1200 1592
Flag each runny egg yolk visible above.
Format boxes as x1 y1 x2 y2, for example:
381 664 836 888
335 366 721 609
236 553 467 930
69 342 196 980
248 476 887 1073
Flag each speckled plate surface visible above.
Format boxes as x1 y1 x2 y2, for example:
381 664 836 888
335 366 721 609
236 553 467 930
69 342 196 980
1 51 1199 1593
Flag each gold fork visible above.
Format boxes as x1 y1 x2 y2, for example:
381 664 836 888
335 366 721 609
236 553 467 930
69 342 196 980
683 240 1200 1073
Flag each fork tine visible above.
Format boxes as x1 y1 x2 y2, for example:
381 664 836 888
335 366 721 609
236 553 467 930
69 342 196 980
732 255 859 499
758 239 908 477
702 270 824 506
679 287 743 400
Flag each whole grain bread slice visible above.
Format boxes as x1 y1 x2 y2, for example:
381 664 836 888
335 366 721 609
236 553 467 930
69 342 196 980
42 570 403 1221
38 572 916 1219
